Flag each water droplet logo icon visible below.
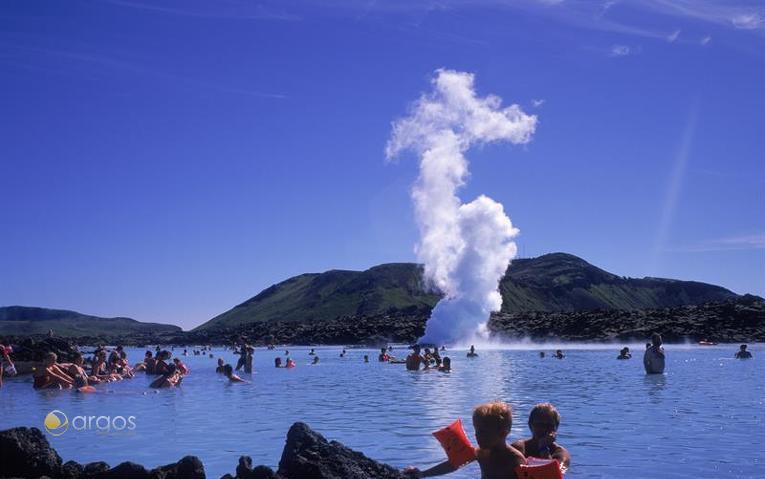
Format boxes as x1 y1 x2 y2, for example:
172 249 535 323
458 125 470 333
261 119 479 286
44 410 68 436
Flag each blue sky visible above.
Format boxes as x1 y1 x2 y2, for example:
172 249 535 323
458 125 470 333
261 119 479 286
1 0 763 330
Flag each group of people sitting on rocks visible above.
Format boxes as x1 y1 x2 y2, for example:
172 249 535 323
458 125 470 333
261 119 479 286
26 345 190 390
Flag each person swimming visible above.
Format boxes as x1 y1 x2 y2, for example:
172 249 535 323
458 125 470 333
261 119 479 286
223 364 245 383
406 345 427 371
286 358 296 368
275 357 283 368
364 355 369 363
154 350 172 376
467 345 478 358
554 350 565 359
511 403 571 472
173 357 189 376
216 358 226 373
735 344 753 359
403 401 526 478
378 347 392 362
309 348 316 356
149 363 180 388
643 333 666 374
438 357 451 372
312 356 320 365
539 351 545 358
617 347 632 360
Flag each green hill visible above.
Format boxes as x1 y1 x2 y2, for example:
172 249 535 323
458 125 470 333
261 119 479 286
0 306 182 337
194 253 739 333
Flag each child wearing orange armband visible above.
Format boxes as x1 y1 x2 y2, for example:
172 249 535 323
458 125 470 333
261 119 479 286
404 401 526 479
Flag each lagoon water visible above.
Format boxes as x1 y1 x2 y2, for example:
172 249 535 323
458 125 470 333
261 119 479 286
1 344 763 478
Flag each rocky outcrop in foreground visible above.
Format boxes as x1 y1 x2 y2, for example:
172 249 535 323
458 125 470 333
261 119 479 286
0 422 404 479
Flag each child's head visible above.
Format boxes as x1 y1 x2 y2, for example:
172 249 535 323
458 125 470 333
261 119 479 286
528 403 561 439
217 358 224 366
651 333 662 346
145 351 153 358
472 401 512 448
73 353 84 365
44 352 58 366
740 344 748 351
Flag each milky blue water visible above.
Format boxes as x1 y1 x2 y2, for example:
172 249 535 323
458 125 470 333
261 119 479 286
1 344 763 479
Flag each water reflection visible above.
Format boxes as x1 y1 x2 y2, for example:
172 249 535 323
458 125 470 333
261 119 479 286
643 373 667 404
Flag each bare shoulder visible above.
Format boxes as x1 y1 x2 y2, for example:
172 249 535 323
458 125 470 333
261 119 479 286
505 444 526 465
510 439 526 452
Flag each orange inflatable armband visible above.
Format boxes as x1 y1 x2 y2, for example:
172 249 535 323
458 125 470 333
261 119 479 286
432 419 477 468
514 457 563 479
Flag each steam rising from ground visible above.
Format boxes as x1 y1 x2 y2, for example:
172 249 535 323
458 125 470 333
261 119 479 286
386 70 537 345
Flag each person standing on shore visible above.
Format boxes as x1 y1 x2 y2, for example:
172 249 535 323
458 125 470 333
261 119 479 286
643 333 665 374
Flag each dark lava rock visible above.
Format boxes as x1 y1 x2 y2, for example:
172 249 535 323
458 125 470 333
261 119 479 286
0 427 62 479
278 422 405 479
0 336 81 363
82 462 111 479
62 461 85 479
221 455 277 479
98 461 150 479
150 455 205 479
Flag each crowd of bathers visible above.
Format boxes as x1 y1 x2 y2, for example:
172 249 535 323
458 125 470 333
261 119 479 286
0 344 190 391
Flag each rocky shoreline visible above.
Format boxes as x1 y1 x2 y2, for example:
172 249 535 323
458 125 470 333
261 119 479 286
0 422 405 479
3 296 764 351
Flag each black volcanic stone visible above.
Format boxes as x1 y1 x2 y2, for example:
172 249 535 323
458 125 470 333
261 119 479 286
150 455 205 479
0 427 62 479
82 462 111 479
98 461 150 479
278 422 405 479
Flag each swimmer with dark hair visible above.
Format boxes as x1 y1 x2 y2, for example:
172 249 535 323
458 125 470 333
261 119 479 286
406 345 427 371
735 344 753 359
149 363 180 388
223 364 245 383
216 358 226 373
467 345 478 358
512 403 571 472
312 356 320 365
274 357 283 368
617 347 632 360
643 333 665 374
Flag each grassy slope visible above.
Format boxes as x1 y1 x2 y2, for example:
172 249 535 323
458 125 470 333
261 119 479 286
194 253 739 332
0 306 182 337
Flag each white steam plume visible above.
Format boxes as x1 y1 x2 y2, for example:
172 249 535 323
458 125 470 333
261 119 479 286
386 69 537 345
